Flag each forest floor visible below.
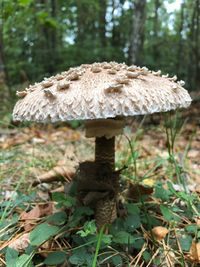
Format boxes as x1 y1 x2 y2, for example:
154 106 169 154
0 91 200 266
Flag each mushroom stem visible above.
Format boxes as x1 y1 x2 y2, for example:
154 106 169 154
94 136 117 231
95 136 115 170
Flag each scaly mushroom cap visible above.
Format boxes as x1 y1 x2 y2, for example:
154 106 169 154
13 62 192 122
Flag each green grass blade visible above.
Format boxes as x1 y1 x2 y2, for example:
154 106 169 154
92 224 107 267
0 168 29 225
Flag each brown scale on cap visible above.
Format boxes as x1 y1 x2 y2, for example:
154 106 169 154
67 71 79 81
107 69 117 75
115 77 130 84
162 74 169 78
57 81 70 90
56 75 65 81
91 66 101 73
140 67 149 75
113 65 121 71
172 84 178 91
126 71 141 78
43 88 56 98
168 75 177 82
16 91 27 98
104 84 123 94
127 66 137 72
26 84 38 93
42 80 54 88
177 80 185 86
102 63 112 69
152 70 161 76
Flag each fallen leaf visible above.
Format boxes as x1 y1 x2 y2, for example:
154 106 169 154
189 239 200 262
50 185 65 193
20 204 53 231
31 137 46 144
124 183 153 200
9 233 30 251
9 233 51 254
142 178 156 187
188 150 200 158
152 226 169 241
21 205 41 231
33 166 74 186
37 190 50 201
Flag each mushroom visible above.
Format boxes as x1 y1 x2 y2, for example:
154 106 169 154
12 61 192 231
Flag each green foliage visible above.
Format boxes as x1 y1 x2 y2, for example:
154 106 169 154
142 250 151 262
153 183 171 202
5 248 19 267
160 204 174 221
5 249 34 267
69 247 93 266
178 233 193 251
69 206 94 227
185 225 198 234
15 254 34 267
77 220 97 237
124 203 140 214
46 211 67 226
52 192 75 208
44 251 67 265
113 231 134 245
18 0 34 7
30 223 59 246
124 214 141 232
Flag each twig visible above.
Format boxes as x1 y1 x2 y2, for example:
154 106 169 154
162 240 173 267
146 247 160 267
132 243 146 267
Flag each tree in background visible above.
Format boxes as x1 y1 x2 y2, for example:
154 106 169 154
129 0 146 65
0 0 199 98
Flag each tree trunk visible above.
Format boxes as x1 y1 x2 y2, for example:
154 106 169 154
0 19 11 95
153 0 161 64
187 1 196 89
99 0 107 48
111 0 118 47
51 0 57 51
129 0 146 65
194 0 200 89
176 1 185 73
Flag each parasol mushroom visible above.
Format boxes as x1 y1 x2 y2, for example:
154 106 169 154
12 62 192 231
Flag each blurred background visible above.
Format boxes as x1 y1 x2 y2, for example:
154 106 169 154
0 0 199 117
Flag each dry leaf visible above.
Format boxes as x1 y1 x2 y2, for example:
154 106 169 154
3 132 31 149
190 239 200 262
39 203 53 217
9 233 30 251
124 183 153 200
21 205 41 231
152 226 169 241
21 204 53 231
36 190 50 201
9 233 50 254
188 150 200 158
31 137 46 144
142 178 156 187
33 166 74 186
50 185 65 193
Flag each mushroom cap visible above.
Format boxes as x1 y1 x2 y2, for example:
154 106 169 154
13 62 192 122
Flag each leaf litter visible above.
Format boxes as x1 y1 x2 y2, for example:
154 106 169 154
0 99 200 266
